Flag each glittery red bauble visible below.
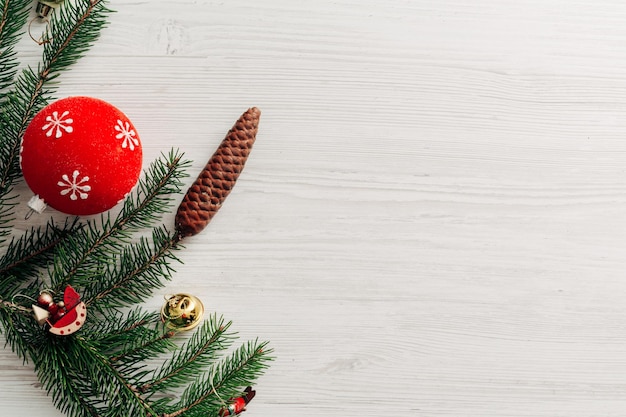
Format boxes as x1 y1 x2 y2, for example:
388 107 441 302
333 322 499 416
20 96 143 215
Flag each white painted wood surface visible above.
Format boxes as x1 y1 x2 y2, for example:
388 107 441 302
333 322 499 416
3 0 626 415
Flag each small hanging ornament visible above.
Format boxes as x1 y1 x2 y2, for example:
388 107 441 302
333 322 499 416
20 96 143 216
31 285 87 336
160 293 204 331
35 0 64 19
218 387 256 417
175 107 260 239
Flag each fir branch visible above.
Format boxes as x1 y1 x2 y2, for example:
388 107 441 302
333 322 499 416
51 150 190 292
3 301 273 417
35 335 122 417
36 334 160 417
36 342 104 417
0 0 31 99
0 191 16 243
0 297 37 360
118 149 191 230
0 297 32 314
80 226 180 310
80 310 177 382
164 340 273 417
0 218 81 296
42 0 110 75
108 328 176 364
84 309 176 366
85 308 161 339
139 315 234 394
0 303 40 360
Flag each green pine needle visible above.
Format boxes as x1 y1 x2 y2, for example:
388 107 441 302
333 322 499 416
80 226 181 310
86 308 177 367
0 1 30 217
140 315 236 394
0 218 82 296
0 0 31 101
169 340 273 417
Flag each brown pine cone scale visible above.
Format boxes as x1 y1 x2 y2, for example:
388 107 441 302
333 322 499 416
175 107 260 239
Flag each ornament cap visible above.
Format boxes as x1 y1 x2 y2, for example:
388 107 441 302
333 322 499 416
35 3 52 19
36 0 64 19
27 195 47 214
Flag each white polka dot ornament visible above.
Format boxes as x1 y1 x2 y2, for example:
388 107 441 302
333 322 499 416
20 96 143 216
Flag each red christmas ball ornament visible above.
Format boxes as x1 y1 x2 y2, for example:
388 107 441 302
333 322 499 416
20 96 143 216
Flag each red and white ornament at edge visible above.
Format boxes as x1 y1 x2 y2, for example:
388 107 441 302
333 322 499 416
20 96 143 216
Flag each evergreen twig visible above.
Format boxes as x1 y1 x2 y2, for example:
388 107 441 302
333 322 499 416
81 227 180 310
0 302 40 360
0 0 34 242
164 340 273 417
139 315 234 394
0 0 31 101
51 150 190 293
0 218 81 296
82 308 177 366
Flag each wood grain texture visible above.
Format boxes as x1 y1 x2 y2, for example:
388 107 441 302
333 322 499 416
3 0 626 415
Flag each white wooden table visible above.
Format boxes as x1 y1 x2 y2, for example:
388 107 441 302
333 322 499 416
3 0 626 415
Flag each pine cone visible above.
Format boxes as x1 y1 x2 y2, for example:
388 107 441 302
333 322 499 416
175 107 260 239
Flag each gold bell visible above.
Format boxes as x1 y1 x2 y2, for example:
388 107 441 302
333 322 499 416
160 293 204 331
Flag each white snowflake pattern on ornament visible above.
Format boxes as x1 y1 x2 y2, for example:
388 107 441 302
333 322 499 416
58 170 91 200
42 110 73 139
114 119 139 150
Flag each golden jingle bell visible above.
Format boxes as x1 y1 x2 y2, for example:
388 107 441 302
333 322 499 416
160 293 204 331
